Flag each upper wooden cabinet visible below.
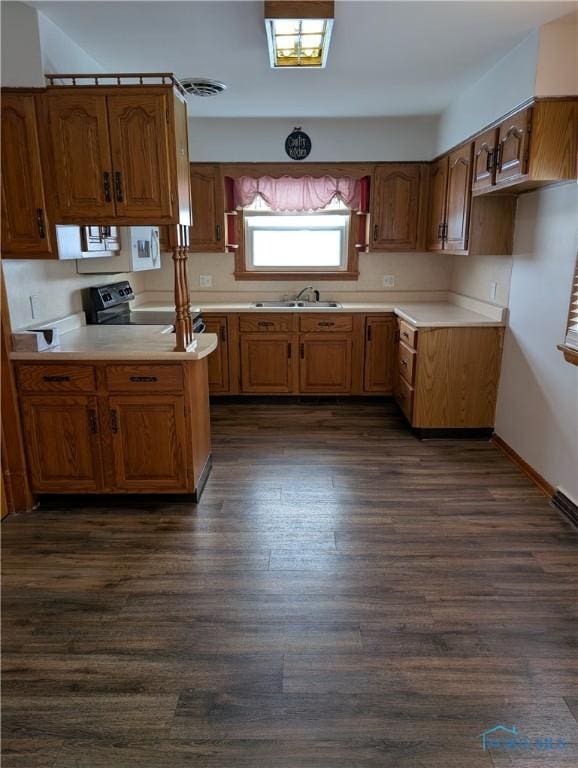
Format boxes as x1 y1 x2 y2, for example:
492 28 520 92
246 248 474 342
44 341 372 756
445 144 473 252
1 93 53 258
370 164 425 251
189 164 225 252
473 100 578 195
426 157 448 251
44 84 190 225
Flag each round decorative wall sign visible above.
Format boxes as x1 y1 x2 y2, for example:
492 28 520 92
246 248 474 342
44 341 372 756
285 127 312 160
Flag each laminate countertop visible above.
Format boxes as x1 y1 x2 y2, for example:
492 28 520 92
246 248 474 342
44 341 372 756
135 301 505 328
10 324 219 362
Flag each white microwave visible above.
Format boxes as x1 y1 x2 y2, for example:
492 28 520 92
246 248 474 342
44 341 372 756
57 226 161 274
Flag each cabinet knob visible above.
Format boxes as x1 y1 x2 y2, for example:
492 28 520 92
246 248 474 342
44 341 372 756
129 376 158 383
373 224 379 241
110 409 119 434
216 224 222 241
88 410 98 434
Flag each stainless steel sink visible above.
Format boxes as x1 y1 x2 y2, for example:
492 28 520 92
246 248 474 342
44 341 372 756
252 301 342 309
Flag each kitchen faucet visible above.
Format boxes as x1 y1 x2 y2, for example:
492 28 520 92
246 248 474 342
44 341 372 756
294 286 320 302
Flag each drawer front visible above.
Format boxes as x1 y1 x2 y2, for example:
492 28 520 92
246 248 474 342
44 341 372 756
398 319 417 350
239 315 293 333
105 364 184 393
17 364 95 393
300 315 353 333
397 341 416 385
394 374 414 422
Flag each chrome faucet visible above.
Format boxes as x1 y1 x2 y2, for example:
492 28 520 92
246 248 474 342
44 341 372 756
294 286 320 303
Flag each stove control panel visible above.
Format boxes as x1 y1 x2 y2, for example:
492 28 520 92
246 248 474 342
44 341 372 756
90 280 135 311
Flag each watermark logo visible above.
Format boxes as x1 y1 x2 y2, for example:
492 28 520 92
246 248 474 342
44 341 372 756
479 724 567 753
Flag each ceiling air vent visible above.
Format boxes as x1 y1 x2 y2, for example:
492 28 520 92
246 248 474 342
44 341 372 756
179 78 227 97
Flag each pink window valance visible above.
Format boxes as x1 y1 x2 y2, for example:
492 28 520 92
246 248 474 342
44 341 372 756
234 175 361 212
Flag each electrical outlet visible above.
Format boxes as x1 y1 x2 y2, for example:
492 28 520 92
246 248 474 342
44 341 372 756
199 275 213 288
29 295 41 319
382 275 395 288
489 280 498 301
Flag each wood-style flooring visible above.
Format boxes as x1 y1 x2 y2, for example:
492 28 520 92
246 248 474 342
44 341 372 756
2 400 577 767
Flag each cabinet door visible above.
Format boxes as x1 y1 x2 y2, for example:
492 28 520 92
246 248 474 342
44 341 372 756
204 316 230 393
300 336 352 394
472 128 498 193
240 335 294 393
109 395 188 491
189 165 225 252
445 144 473 252
363 317 395 393
1 94 52 256
371 165 421 250
46 92 115 220
107 93 173 220
426 156 448 251
20 395 103 492
495 107 531 187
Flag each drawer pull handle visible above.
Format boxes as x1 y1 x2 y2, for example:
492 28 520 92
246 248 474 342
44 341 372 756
258 321 274 327
300 343 305 359
397 391 406 400
318 322 334 327
373 224 379 241
401 331 409 339
129 376 158 383
110 409 119 434
220 327 227 342
216 223 222 241
367 326 372 341
43 375 70 382
287 343 292 359
400 359 408 367
88 410 98 434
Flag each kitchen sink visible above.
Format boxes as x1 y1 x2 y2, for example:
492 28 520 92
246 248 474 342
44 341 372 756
252 301 342 309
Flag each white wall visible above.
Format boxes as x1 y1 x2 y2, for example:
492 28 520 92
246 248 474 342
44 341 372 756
435 31 539 156
189 116 437 162
0 2 43 87
451 253 514 308
535 12 578 97
2 260 146 330
495 183 578 503
38 12 104 75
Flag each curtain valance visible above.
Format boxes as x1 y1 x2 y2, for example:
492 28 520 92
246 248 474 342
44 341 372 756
234 175 361 212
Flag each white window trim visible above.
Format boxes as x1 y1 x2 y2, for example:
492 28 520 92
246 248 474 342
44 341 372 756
243 208 350 273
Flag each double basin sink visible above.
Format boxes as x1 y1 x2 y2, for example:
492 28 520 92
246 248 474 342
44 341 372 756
252 300 342 310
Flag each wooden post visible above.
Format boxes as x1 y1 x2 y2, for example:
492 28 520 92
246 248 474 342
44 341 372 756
171 224 192 352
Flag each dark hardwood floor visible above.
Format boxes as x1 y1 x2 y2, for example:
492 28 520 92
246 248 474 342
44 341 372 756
2 400 577 767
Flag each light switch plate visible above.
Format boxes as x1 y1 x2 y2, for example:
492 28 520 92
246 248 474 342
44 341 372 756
199 275 213 288
382 275 395 288
489 280 498 301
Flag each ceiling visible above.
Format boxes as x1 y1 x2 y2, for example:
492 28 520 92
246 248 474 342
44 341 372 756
31 1 575 118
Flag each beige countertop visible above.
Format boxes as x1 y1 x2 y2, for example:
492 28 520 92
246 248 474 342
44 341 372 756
134 301 505 327
10 324 219 362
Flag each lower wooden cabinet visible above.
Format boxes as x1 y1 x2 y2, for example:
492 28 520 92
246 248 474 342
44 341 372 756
20 395 103 492
16 361 211 496
109 394 189 491
204 316 230 393
394 319 504 430
240 335 295 393
300 336 352 393
363 316 395 393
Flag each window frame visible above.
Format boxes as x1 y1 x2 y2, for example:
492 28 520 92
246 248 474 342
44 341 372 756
243 207 351 275
558 252 578 366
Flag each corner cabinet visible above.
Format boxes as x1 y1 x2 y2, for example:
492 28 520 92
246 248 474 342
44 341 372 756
15 361 211 499
370 164 426 251
1 92 53 258
44 84 191 225
394 318 504 431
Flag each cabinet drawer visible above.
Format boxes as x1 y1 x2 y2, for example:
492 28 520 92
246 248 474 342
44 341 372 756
239 315 293 333
394 374 414 422
398 319 417 349
17 364 95 393
397 341 416 385
300 315 353 333
105 365 184 392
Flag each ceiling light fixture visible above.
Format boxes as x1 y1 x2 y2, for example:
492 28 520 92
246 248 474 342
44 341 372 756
264 1 334 69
